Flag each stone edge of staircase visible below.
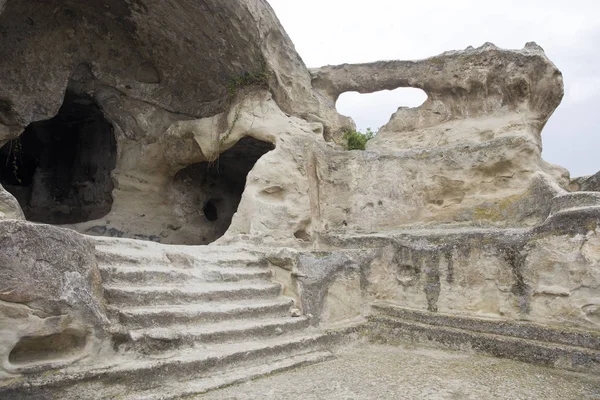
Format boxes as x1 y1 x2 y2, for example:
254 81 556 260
367 302 600 374
0 322 362 400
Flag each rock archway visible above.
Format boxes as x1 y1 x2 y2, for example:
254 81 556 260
0 90 117 224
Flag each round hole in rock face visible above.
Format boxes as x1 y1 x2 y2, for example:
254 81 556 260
0 90 117 224
203 199 219 222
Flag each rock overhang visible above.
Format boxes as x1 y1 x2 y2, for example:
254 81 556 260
0 0 324 143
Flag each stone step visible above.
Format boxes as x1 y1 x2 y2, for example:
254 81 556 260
1 332 340 399
120 316 312 353
368 313 600 373
111 298 296 328
103 282 282 306
99 263 272 285
120 350 335 400
371 302 600 351
94 243 264 269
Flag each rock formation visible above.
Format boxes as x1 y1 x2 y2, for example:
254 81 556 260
0 0 599 397
0 184 23 220
308 43 569 233
0 220 109 380
0 0 340 245
571 171 600 192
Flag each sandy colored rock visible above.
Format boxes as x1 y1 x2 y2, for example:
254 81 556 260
571 171 600 192
0 4 575 245
0 0 334 138
312 42 562 144
0 184 23 220
0 220 108 378
0 0 340 245
1 1 600 398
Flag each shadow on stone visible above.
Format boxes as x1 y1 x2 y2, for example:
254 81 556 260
0 90 117 224
170 137 274 244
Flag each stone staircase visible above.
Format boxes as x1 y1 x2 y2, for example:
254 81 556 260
1 238 344 400
368 302 600 373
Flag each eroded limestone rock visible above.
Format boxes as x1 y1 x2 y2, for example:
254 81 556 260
0 184 24 220
1 2 599 394
305 43 571 233
312 42 562 144
571 171 600 192
0 0 576 245
0 220 108 377
0 0 333 137
316 204 600 330
0 0 342 245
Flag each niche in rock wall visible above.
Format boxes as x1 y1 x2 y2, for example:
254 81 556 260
8 330 88 366
170 137 275 245
0 91 117 224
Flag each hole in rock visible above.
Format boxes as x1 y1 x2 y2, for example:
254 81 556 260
0 90 117 224
294 229 311 242
8 330 87 366
203 199 219 222
336 87 428 132
171 137 275 245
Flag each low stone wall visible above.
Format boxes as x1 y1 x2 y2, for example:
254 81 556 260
296 205 600 331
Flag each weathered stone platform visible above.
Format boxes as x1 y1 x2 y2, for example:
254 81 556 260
201 344 600 400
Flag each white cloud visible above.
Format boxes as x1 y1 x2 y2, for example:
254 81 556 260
566 77 600 105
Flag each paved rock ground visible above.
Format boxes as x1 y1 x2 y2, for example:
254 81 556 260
201 343 600 400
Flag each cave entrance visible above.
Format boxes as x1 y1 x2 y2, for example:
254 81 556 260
0 90 117 224
171 137 275 245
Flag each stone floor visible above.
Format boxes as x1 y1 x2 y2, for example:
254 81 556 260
201 343 600 400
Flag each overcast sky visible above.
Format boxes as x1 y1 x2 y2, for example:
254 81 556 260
268 0 600 178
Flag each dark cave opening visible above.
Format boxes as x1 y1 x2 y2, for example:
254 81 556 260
172 136 275 245
203 199 219 222
0 90 117 224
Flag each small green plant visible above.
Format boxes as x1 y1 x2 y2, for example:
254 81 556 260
219 63 272 148
343 127 375 150
226 68 271 99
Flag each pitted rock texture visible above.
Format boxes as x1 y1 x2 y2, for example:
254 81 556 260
169 91 327 246
319 204 600 331
2 1 600 397
303 44 571 232
0 220 108 377
312 146 568 233
571 171 600 192
312 42 563 146
0 0 334 141
0 0 343 244
0 0 575 243
0 220 107 326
